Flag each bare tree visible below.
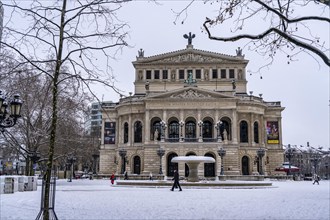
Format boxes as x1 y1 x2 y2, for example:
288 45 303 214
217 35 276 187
175 0 329 69
1 1 129 218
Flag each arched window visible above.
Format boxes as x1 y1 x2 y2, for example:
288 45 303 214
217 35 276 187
134 121 142 143
167 153 178 176
240 120 248 143
124 122 128 143
202 120 213 142
168 121 179 142
204 153 215 177
151 119 161 141
220 117 232 141
133 156 141 174
185 120 196 142
254 122 259 143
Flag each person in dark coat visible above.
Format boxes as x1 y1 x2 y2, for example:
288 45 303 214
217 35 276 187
313 174 320 185
171 170 182 191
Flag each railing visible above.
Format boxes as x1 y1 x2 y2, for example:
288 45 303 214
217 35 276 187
164 138 218 143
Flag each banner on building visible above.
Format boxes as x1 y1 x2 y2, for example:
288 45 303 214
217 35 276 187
266 121 279 144
104 122 116 144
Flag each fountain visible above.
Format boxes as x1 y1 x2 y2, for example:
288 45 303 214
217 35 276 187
171 156 215 182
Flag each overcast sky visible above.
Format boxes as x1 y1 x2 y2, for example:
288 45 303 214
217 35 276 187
93 1 329 149
2 1 329 149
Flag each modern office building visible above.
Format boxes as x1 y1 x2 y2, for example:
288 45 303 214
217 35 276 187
99 36 285 179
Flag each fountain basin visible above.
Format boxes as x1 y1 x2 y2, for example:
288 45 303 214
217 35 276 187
171 156 215 182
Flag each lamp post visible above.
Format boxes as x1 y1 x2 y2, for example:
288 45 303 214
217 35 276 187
198 120 203 142
217 147 226 175
286 144 294 176
157 147 165 174
0 91 23 130
160 120 167 142
257 148 265 175
67 155 76 182
215 120 223 142
118 149 127 174
179 120 185 142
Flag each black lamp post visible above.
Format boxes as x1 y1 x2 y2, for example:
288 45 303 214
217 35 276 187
0 91 23 130
257 148 265 175
160 120 167 142
198 120 203 141
217 147 226 175
215 120 223 142
67 155 76 182
179 120 185 142
118 149 127 174
286 144 294 176
157 147 165 174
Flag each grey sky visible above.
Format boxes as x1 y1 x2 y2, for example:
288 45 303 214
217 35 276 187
98 1 329 149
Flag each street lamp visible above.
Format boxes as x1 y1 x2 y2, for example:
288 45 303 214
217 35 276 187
157 147 165 174
285 144 294 176
160 120 167 142
67 155 76 182
215 120 223 142
198 120 203 141
118 149 127 174
257 148 265 175
217 147 226 175
179 120 185 142
0 91 23 130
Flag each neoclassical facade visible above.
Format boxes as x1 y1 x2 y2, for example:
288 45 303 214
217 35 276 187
99 40 285 179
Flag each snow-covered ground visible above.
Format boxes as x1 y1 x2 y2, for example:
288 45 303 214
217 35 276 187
0 179 329 220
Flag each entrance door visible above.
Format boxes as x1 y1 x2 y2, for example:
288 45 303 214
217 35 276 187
242 156 249 175
167 153 178 176
204 153 215 177
133 156 141 174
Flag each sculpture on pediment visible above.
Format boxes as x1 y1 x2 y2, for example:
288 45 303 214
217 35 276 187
138 48 144 57
171 89 211 99
184 71 197 86
183 32 195 45
236 47 244 57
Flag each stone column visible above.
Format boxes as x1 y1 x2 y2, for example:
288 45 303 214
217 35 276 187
232 110 238 144
145 110 150 143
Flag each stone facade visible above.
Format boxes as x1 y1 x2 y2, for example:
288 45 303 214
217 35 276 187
99 42 285 179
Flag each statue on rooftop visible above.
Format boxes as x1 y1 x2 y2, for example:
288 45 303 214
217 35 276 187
183 32 195 45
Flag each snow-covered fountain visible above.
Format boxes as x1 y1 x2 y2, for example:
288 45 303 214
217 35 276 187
171 156 215 182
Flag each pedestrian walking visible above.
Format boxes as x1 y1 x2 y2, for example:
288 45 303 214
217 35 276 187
149 172 153 181
313 174 320 185
171 170 182 191
110 173 115 185
124 171 128 180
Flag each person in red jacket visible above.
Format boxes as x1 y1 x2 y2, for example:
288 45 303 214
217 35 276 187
110 173 115 185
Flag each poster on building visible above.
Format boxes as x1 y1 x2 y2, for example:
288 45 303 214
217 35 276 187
266 121 279 144
104 122 116 144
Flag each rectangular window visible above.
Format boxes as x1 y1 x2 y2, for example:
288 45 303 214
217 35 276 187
179 69 185 79
212 69 218 79
162 70 168 79
229 69 235 78
146 70 152 79
221 69 226 79
195 69 201 79
154 70 160 79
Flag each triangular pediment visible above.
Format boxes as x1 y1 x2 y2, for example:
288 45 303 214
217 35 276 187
145 87 235 101
133 47 248 65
